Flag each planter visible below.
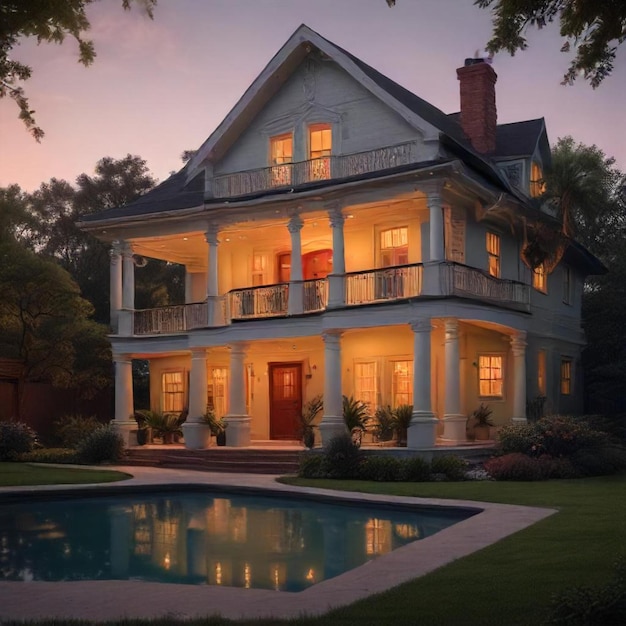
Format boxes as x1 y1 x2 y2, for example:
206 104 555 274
216 431 226 447
163 432 175 445
136 428 150 446
473 424 491 441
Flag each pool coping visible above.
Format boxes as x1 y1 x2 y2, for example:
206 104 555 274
0 466 557 622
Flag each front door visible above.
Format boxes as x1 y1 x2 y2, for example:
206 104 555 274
269 363 302 440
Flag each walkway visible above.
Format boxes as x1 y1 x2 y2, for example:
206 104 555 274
0 467 555 622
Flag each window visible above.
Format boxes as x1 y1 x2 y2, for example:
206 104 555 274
537 350 547 396
533 263 547 293
530 161 545 197
560 359 572 395
380 226 408 267
207 367 228 418
162 371 185 412
308 123 331 180
270 134 293 186
478 355 503 397
486 232 500 278
252 253 267 286
391 360 413 406
354 361 377 411
563 266 572 304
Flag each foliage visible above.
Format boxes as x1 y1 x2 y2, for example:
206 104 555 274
431 455 468 481
399 456 432 482
571 445 626 477
201 408 227 436
0 421 38 460
371 405 397 442
359 455 403 481
76 424 124 463
298 453 324 478
321 432 363 479
484 453 554 481
393 404 413 445
474 0 626 87
53 414 102 448
342 395 370 432
527 395 547 422
470 403 494 427
547 558 626 625
136 410 185 438
299 395 323 448
0 0 157 139
19 448 79 464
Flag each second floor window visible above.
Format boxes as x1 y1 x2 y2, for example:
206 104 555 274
486 232 500 278
533 263 547 293
308 123 331 180
380 226 408 267
270 134 293 186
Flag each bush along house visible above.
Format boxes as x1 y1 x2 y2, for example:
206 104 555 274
78 25 605 449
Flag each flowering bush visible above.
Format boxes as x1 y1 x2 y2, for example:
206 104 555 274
484 453 554 481
0 421 38 460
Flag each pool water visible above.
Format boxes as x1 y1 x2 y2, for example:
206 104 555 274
0 490 473 591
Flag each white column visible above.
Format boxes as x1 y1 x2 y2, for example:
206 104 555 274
442 318 466 443
113 353 135 447
511 331 527 423
407 318 439 449
224 342 251 446
109 241 123 332
327 204 346 309
183 348 211 449
428 193 444 262
205 224 223 326
287 214 304 315
121 242 135 309
319 330 346 445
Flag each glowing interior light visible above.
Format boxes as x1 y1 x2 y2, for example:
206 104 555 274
244 563 251 589
163 553 171 569
305 568 315 582
215 562 222 585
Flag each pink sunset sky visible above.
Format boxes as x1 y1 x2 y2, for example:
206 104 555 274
1 0 625 192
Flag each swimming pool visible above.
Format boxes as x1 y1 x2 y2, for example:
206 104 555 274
0 487 475 591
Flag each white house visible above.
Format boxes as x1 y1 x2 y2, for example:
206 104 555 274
79 25 604 449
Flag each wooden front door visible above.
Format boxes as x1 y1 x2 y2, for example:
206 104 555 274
269 363 302 440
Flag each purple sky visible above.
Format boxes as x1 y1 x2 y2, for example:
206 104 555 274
1 0 625 192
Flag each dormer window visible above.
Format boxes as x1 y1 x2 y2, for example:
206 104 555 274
486 232 500 278
270 133 293 186
530 161 545 197
308 123 331 180
533 263 547 293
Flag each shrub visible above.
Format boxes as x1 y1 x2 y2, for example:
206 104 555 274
321 432 363 479
484 453 553 481
359 456 402 481
372 406 396 442
431 455 468 481
298 454 324 478
0 421 38 460
498 422 541 456
342 396 370 433
76 425 124 464
53 414 102 449
19 448 79 464
399 456 431 482
571 445 626 477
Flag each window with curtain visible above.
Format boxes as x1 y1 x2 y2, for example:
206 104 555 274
162 371 184 412
270 133 293 186
478 355 503 397
308 123 331 180
533 263 547 293
486 232 500 278
560 359 572 395
391 360 413 406
354 361 377 410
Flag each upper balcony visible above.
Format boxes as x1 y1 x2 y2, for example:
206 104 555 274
212 142 416 198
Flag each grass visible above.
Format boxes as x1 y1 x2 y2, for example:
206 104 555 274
0 462 131 486
1 474 624 625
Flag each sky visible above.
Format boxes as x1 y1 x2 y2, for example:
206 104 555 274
1 0 625 192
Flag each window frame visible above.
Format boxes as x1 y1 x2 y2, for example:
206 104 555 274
379 226 409 267
530 161 546 198
562 265 572 305
269 132 294 187
161 370 186 413
389 358 413 407
477 354 504 399
560 358 572 395
537 350 547 396
533 263 548 293
353 360 378 412
307 123 332 181
486 231 501 278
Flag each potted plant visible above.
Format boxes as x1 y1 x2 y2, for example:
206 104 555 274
469 403 494 441
393 404 413 447
299 395 323 449
135 410 184 444
342 395 369 447
372 405 397 443
134 411 151 445
202 408 227 446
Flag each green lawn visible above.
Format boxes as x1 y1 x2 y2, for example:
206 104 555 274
1 474 624 626
0 462 131 486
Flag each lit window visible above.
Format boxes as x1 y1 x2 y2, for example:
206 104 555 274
391 360 413 406
478 355 503 397
380 227 409 267
308 124 331 180
354 361 377 411
533 263 547 293
162 371 184 412
207 367 228 418
537 350 547 396
486 232 500 278
560 359 572 395
530 161 545 197
270 134 293 186
252 253 267 286
563 266 572 304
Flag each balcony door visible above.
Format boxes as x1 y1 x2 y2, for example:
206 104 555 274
269 363 302 440
276 249 332 282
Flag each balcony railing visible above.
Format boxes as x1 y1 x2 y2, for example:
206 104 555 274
303 278 328 313
229 283 288 320
345 263 423 305
133 302 208 335
213 142 416 198
441 263 530 311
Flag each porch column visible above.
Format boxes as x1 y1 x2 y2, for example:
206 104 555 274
428 193 444 262
224 342 251 446
319 330 346 445
113 353 135 446
118 242 135 335
407 318 438 449
109 241 123 332
327 204 346 309
287 214 304 315
511 331 527 423
205 224 224 326
183 348 212 449
442 318 466 443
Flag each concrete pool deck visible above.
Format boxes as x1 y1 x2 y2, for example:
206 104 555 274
0 466 557 622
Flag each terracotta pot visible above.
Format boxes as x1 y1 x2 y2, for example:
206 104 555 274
473 424 490 441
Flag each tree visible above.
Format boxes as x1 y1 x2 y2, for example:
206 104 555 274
0 0 156 140
474 1 626 87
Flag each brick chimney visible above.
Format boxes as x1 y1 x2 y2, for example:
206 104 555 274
456 58 497 154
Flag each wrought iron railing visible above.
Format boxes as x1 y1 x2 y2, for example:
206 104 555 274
345 263 423 305
303 278 328 313
228 283 288 320
213 142 416 198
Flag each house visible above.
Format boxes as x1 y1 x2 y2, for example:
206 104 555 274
78 25 604 449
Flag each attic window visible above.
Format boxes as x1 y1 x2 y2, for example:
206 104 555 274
270 133 293 187
308 124 331 180
530 161 545 197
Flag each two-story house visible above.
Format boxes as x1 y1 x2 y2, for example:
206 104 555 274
79 25 604 450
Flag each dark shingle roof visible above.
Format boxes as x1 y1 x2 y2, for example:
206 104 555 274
494 119 545 158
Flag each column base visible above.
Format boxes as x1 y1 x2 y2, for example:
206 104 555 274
511 416 528 424
112 420 138 448
327 275 345 309
319 416 347 447
407 412 439 449
224 416 251 447
440 414 468 444
182 422 213 450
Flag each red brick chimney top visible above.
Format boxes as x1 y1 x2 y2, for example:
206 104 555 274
456 59 498 154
